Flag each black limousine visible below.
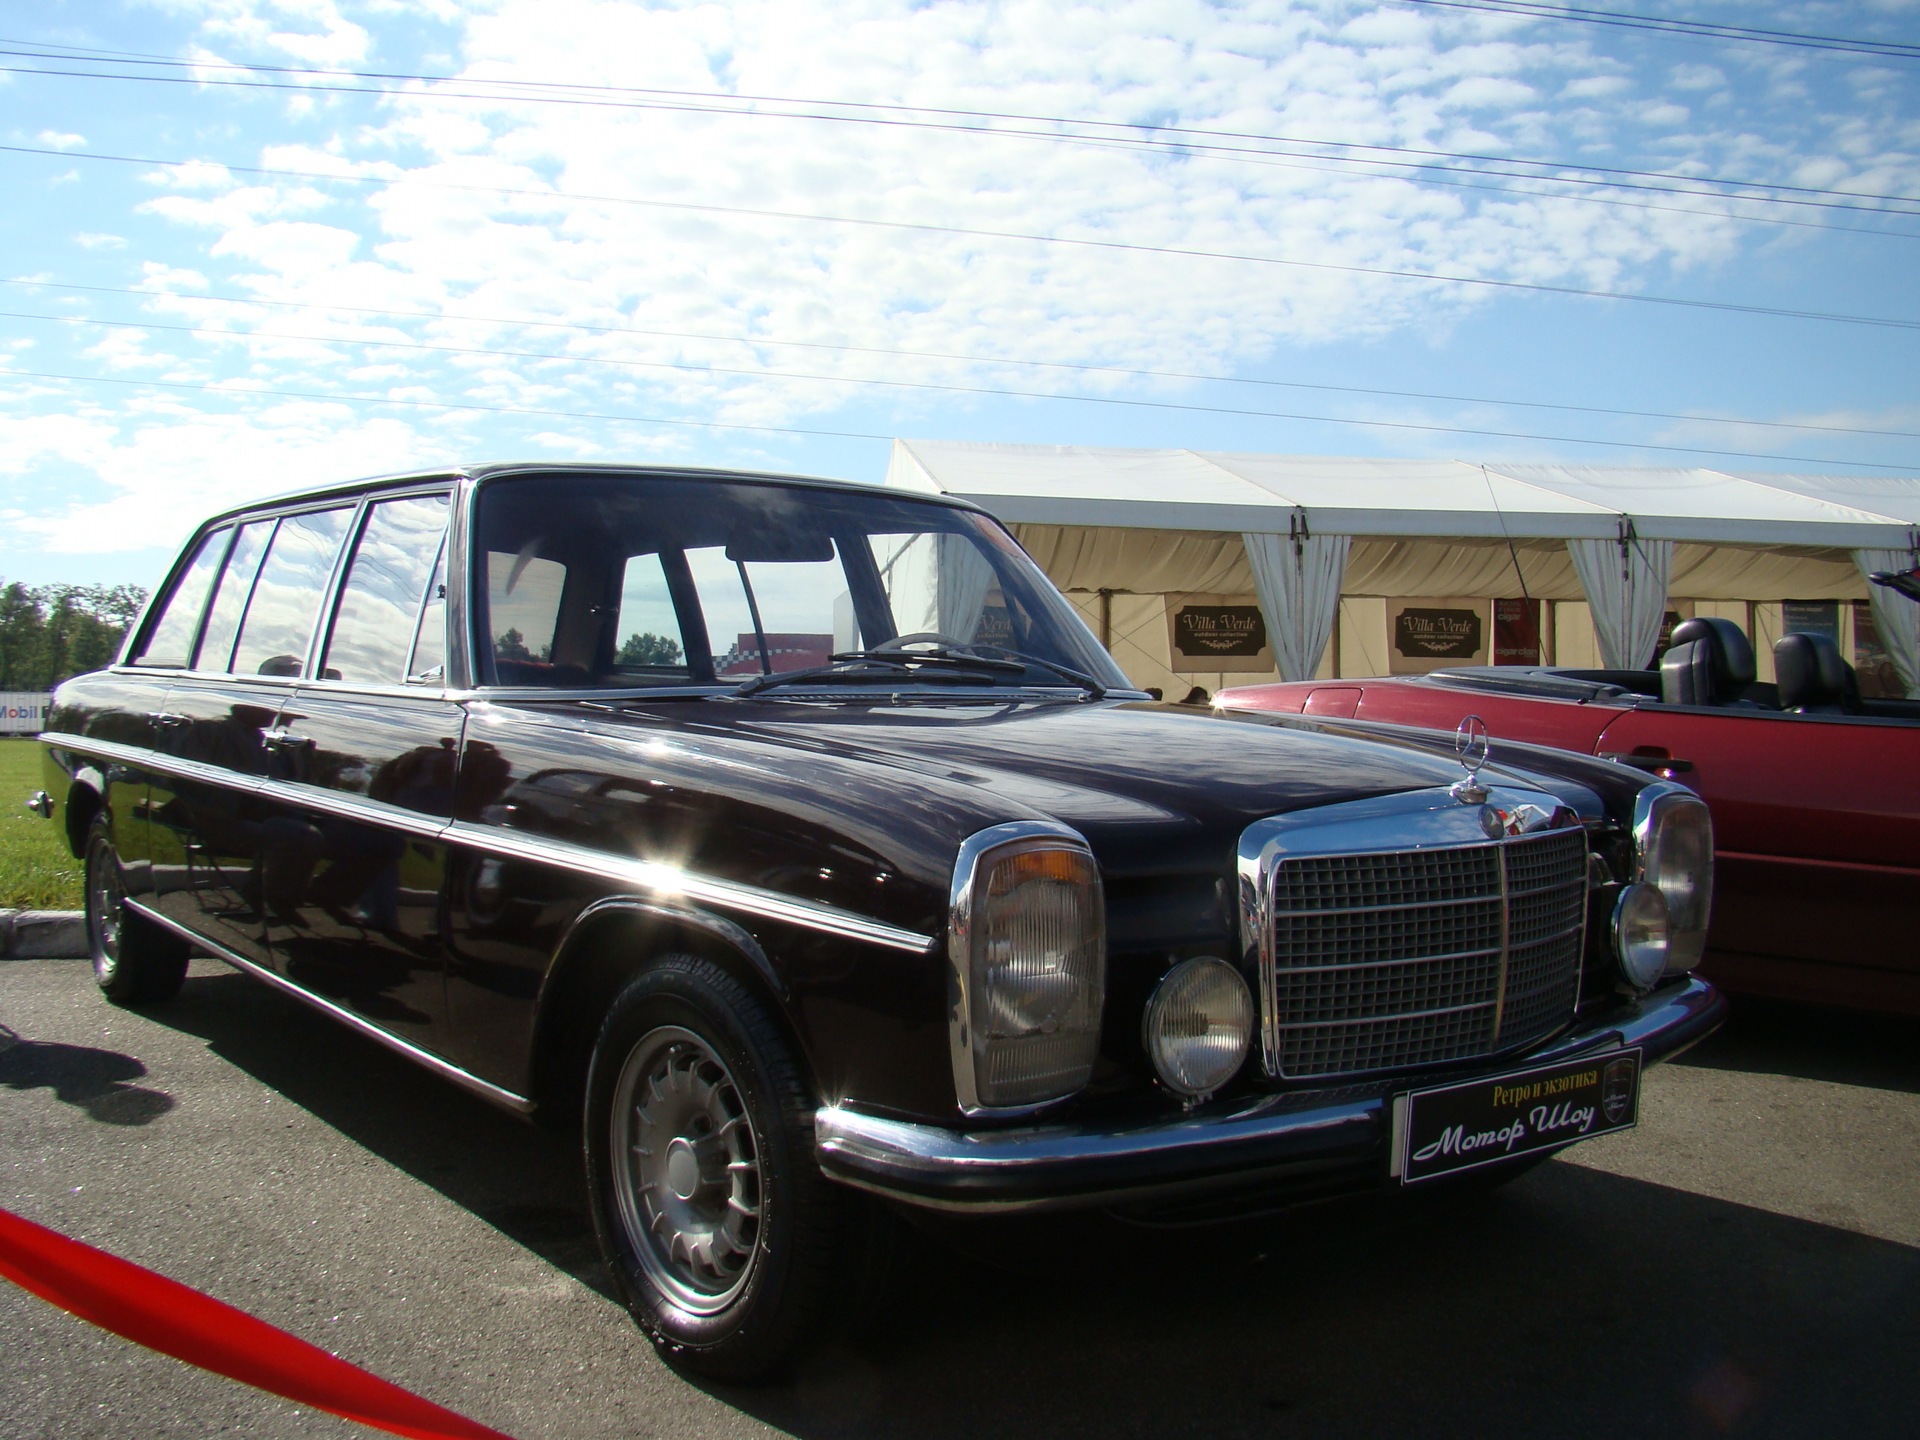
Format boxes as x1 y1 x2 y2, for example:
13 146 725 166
37 463 1725 1377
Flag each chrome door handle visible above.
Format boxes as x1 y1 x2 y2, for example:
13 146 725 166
262 727 314 751
150 712 188 729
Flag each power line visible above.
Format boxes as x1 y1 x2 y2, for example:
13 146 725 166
5 142 1918 331
7 365 1913 471
9 298 1919 444
3 44 1917 223
0 368 894 444
1396 0 1920 60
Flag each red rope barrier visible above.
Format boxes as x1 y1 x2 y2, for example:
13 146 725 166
0 1206 521 1440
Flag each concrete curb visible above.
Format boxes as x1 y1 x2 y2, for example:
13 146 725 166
0 909 86 959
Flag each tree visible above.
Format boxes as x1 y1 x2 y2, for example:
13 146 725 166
0 581 149 690
616 631 683 667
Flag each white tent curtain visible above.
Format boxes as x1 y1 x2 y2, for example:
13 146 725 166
1567 530 1673 669
1854 547 1920 698
1242 526 1351 682
936 533 997 642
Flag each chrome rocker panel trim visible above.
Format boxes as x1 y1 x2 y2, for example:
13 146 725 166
125 896 536 1115
814 976 1725 1213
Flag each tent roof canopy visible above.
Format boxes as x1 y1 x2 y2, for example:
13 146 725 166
887 440 1920 548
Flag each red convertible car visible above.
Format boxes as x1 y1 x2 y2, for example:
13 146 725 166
1218 618 1920 1015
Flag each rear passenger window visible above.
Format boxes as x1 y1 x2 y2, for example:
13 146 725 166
133 528 229 668
193 520 274 672
321 494 450 685
231 507 354 678
408 540 448 684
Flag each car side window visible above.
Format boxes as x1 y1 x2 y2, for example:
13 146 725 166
408 539 448 684
611 554 690 676
485 549 568 684
192 519 275 672
320 494 451 685
132 527 230 668
230 507 355 678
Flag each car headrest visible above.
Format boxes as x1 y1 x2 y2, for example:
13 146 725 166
1774 632 1858 713
1660 640 1714 706
1667 617 1756 691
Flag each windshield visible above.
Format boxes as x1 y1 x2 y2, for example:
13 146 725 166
469 471 1133 692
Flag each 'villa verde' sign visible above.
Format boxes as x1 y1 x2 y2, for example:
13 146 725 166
1167 596 1273 673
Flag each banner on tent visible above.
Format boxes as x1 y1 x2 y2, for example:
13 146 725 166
1389 598 1487 673
1166 595 1274 673
1492 599 1541 666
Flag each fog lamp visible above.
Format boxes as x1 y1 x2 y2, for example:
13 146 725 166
1142 956 1253 1103
1612 882 1670 990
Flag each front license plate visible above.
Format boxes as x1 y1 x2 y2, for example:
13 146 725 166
1391 1049 1642 1185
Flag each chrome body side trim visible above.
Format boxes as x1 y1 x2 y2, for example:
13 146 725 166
945 820 1103 1119
45 732 936 955
445 822 936 955
815 977 1725 1213
126 897 535 1115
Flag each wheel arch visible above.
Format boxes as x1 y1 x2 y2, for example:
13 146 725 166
64 776 105 859
527 897 804 1132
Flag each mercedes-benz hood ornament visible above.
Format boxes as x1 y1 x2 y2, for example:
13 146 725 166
1452 714 1491 804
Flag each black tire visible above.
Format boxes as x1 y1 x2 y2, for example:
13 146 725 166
85 813 190 1007
583 954 848 1381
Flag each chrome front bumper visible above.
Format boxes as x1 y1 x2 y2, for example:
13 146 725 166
814 977 1726 1212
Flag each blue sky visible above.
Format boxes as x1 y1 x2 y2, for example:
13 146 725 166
2 0 1916 592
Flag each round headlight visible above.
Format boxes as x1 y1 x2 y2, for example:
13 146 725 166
1141 957 1253 1102
1612 882 1670 990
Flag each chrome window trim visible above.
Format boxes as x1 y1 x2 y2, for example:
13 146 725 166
48 732 935 955
125 897 534 1115
1237 783 1588 1082
945 819 1103 1119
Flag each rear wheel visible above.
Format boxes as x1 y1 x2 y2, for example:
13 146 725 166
85 814 190 1006
583 955 849 1381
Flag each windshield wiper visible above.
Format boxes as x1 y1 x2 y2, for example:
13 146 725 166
956 644 1110 699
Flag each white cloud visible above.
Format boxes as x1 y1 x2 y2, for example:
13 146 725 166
74 233 128 250
36 131 85 150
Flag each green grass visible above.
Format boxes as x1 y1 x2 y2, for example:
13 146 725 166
0 738 83 910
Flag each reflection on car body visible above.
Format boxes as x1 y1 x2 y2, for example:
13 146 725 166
41 463 1724 1380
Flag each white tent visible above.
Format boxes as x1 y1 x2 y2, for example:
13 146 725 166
884 440 1920 697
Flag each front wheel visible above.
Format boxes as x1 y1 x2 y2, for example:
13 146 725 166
583 955 848 1381
85 814 190 1006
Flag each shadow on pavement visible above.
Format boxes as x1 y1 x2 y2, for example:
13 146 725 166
0 1021 177 1125
137 968 608 1296
140 966 1920 1440
1675 995 1920 1095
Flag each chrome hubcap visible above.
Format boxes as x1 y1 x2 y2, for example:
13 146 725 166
609 1026 763 1314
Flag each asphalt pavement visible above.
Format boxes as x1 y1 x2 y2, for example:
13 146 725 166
3 953 1917 1440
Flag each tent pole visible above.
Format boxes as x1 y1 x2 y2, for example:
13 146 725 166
1098 588 1113 650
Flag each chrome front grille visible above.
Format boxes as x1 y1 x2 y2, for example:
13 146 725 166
1259 824 1588 1080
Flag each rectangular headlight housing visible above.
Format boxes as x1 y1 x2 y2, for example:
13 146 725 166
1634 784 1714 975
949 824 1106 1113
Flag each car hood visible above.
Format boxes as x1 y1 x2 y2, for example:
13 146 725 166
626 695 1499 865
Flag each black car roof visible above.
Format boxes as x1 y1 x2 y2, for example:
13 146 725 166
188 461 986 533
